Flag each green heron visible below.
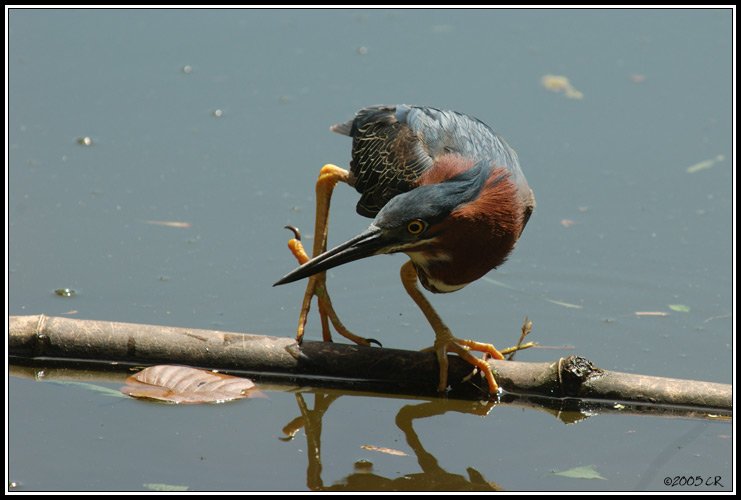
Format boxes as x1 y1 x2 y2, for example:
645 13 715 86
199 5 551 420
275 104 535 394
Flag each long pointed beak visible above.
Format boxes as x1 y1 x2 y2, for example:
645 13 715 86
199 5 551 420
274 225 387 286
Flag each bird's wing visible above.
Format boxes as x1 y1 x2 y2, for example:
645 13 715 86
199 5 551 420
332 105 525 218
331 105 434 217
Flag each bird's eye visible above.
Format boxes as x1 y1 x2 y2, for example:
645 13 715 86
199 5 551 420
406 219 427 235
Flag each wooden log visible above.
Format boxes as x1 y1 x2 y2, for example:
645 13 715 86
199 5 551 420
9 315 732 411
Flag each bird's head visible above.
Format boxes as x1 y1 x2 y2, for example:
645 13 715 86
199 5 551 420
274 160 524 292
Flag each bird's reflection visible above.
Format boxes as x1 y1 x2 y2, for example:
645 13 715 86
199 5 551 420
281 390 501 491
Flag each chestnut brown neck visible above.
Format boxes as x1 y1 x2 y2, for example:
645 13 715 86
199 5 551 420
407 165 526 293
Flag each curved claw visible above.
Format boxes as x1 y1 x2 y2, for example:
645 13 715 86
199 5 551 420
284 225 302 241
282 222 376 348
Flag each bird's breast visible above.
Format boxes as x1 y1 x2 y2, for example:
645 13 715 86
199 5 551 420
406 252 468 294
418 272 469 293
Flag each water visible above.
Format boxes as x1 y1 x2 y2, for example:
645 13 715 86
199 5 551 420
8 8 733 491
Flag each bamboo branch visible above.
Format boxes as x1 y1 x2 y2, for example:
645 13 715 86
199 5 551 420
9 315 732 412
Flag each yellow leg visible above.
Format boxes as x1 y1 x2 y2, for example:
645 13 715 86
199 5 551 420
400 260 504 394
286 165 379 347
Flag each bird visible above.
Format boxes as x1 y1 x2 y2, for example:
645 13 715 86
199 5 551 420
275 104 535 394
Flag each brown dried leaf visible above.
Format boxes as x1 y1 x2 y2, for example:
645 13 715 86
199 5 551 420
360 444 408 457
121 365 261 404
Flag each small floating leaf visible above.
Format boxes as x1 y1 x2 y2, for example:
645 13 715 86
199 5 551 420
54 288 76 297
668 304 691 313
144 220 192 229
541 74 584 99
360 444 408 456
686 155 724 174
77 136 93 146
551 464 606 480
121 365 263 404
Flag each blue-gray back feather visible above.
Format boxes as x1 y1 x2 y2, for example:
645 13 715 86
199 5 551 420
331 104 526 218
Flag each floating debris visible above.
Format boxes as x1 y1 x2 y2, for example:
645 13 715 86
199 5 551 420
702 313 731 323
560 219 577 228
551 464 607 480
77 136 93 146
360 444 408 456
541 74 584 99
54 288 76 297
212 109 223 118
635 311 669 317
547 299 583 309
144 220 192 229
182 65 193 74
668 304 691 313
483 277 583 309
686 154 724 174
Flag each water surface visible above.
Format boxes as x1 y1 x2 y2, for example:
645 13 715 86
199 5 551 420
8 8 733 491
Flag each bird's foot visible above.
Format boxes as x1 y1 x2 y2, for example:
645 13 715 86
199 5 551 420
461 319 536 387
285 226 381 347
423 328 504 394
